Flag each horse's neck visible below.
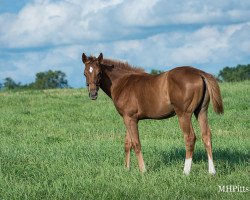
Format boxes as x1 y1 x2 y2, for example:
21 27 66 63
100 67 123 98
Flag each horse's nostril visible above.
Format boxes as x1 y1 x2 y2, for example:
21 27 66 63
89 91 98 100
90 94 98 100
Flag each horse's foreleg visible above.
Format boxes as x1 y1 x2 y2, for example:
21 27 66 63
124 116 146 172
124 130 132 170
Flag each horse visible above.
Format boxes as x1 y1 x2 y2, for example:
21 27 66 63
81 52 223 175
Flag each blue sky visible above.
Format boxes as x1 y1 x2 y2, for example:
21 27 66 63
0 0 250 88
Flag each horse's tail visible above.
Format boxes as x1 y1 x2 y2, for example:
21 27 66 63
200 72 224 115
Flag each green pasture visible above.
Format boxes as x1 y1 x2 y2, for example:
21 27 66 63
0 81 249 199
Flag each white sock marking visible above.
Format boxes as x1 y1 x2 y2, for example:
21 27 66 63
89 66 93 73
208 156 216 175
183 158 192 175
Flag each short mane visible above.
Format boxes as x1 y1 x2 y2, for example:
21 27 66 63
89 56 145 74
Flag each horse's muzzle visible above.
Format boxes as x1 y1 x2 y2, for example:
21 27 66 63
89 91 98 100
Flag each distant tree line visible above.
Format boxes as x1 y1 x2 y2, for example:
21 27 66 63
0 70 69 91
150 64 250 82
218 64 250 82
150 69 164 75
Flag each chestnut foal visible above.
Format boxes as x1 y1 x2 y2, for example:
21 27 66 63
82 53 223 175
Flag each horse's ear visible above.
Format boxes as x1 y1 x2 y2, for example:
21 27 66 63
82 53 88 63
98 53 103 64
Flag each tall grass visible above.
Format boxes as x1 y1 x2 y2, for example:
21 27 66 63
0 81 249 199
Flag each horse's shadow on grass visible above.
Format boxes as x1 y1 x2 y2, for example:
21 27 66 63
158 148 249 173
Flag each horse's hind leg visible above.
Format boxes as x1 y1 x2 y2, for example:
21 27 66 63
196 110 216 175
177 113 196 175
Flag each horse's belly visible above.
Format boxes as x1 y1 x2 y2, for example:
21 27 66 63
138 101 175 120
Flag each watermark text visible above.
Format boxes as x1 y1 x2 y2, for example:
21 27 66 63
218 185 249 193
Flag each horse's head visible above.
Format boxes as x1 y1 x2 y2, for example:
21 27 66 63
82 53 103 100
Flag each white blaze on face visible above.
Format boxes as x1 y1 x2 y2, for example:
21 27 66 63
89 66 93 73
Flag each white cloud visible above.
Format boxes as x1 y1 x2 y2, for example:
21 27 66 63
1 0 250 48
95 22 250 73
0 0 123 48
0 0 250 87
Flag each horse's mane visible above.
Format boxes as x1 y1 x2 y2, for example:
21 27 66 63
89 56 145 74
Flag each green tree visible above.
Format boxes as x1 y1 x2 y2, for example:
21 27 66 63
150 69 164 75
218 64 250 82
3 77 20 90
33 70 69 89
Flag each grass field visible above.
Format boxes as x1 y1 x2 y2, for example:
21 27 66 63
0 81 249 199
